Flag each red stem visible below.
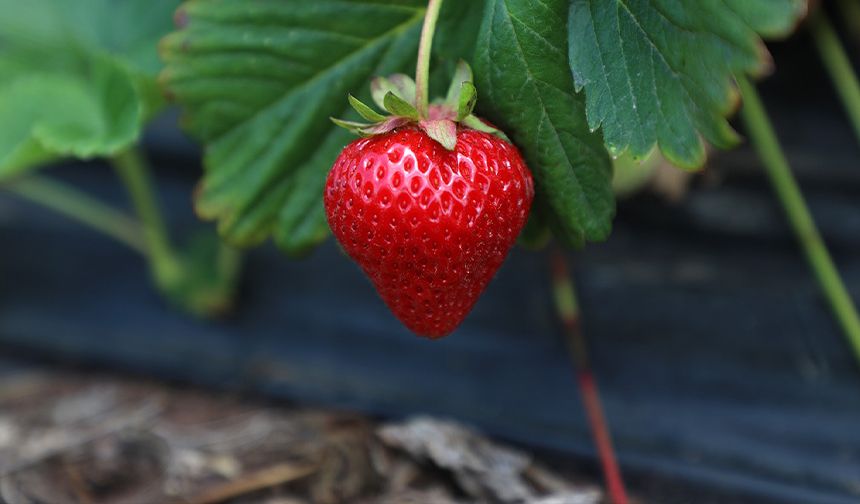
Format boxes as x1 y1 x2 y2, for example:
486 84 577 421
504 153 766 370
550 248 630 504
578 370 630 504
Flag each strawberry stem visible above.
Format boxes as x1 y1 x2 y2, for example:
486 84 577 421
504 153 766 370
809 8 860 144
2 174 147 254
738 76 860 366
111 147 184 295
415 0 444 119
550 248 630 504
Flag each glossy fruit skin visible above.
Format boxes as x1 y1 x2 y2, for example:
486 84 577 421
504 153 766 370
324 126 534 338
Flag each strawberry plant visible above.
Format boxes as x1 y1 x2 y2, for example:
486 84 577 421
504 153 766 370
4 0 860 499
157 1 860 498
159 0 835 339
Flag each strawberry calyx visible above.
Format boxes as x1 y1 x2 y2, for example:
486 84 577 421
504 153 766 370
330 60 510 151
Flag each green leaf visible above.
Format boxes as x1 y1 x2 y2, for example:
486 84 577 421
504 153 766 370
161 0 427 254
0 0 177 178
475 0 615 246
0 56 140 178
0 0 177 76
432 2 486 102
568 0 807 168
722 0 807 38
435 0 488 62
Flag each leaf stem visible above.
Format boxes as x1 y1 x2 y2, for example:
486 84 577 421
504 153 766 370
2 174 147 254
738 76 860 364
809 9 860 144
415 0 444 118
550 248 630 504
110 147 183 291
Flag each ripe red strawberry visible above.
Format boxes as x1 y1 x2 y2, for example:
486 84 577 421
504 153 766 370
325 124 534 337
325 62 534 337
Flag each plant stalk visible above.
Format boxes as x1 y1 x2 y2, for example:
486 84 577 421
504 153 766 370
809 9 860 144
2 174 147 254
415 0 444 118
738 76 860 364
111 147 183 291
550 248 630 504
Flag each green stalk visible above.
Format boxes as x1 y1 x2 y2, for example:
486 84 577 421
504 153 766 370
414 0 444 118
809 9 860 143
111 147 183 291
2 174 146 254
738 76 860 363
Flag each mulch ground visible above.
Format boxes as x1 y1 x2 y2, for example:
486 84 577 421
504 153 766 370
0 367 604 504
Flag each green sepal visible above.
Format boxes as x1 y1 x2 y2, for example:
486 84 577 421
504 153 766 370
364 116 411 135
461 114 510 142
388 74 417 104
331 115 411 137
446 60 474 104
329 117 371 136
371 74 416 110
333 60 512 152
383 91 419 119
456 81 477 121
330 117 370 129
419 119 457 150
348 94 386 122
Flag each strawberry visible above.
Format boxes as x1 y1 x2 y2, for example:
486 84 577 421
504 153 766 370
325 62 534 338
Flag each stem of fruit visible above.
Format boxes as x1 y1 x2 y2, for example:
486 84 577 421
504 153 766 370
738 76 860 365
415 0 444 119
809 9 860 144
111 147 183 293
550 248 630 504
2 174 147 254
